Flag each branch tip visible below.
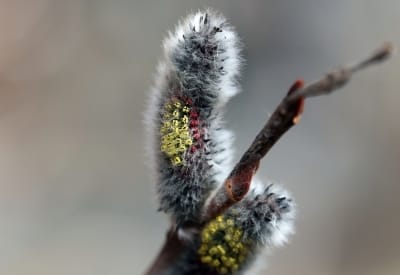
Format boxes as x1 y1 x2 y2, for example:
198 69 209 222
352 42 394 72
202 42 393 223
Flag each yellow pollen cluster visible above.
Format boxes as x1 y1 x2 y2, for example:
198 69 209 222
198 215 249 274
160 100 192 166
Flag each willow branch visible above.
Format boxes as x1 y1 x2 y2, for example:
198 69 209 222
145 227 185 275
146 42 393 275
202 42 394 223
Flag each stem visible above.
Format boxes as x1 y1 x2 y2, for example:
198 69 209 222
202 42 393 223
145 227 185 275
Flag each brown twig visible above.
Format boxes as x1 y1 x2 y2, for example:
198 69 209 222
145 227 185 275
201 42 393 223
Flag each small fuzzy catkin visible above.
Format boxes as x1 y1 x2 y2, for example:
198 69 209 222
198 180 295 274
145 9 242 227
167 179 295 275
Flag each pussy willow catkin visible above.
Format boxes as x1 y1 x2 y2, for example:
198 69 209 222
196 181 295 274
146 9 241 227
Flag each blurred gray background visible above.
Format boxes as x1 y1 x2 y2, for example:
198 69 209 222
0 1 399 274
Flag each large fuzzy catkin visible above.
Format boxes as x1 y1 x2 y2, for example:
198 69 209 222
145 9 242 227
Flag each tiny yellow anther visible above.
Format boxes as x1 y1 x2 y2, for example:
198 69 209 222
216 245 226 255
212 259 220 267
209 246 218 256
201 256 212 264
171 156 182 165
182 115 189 124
